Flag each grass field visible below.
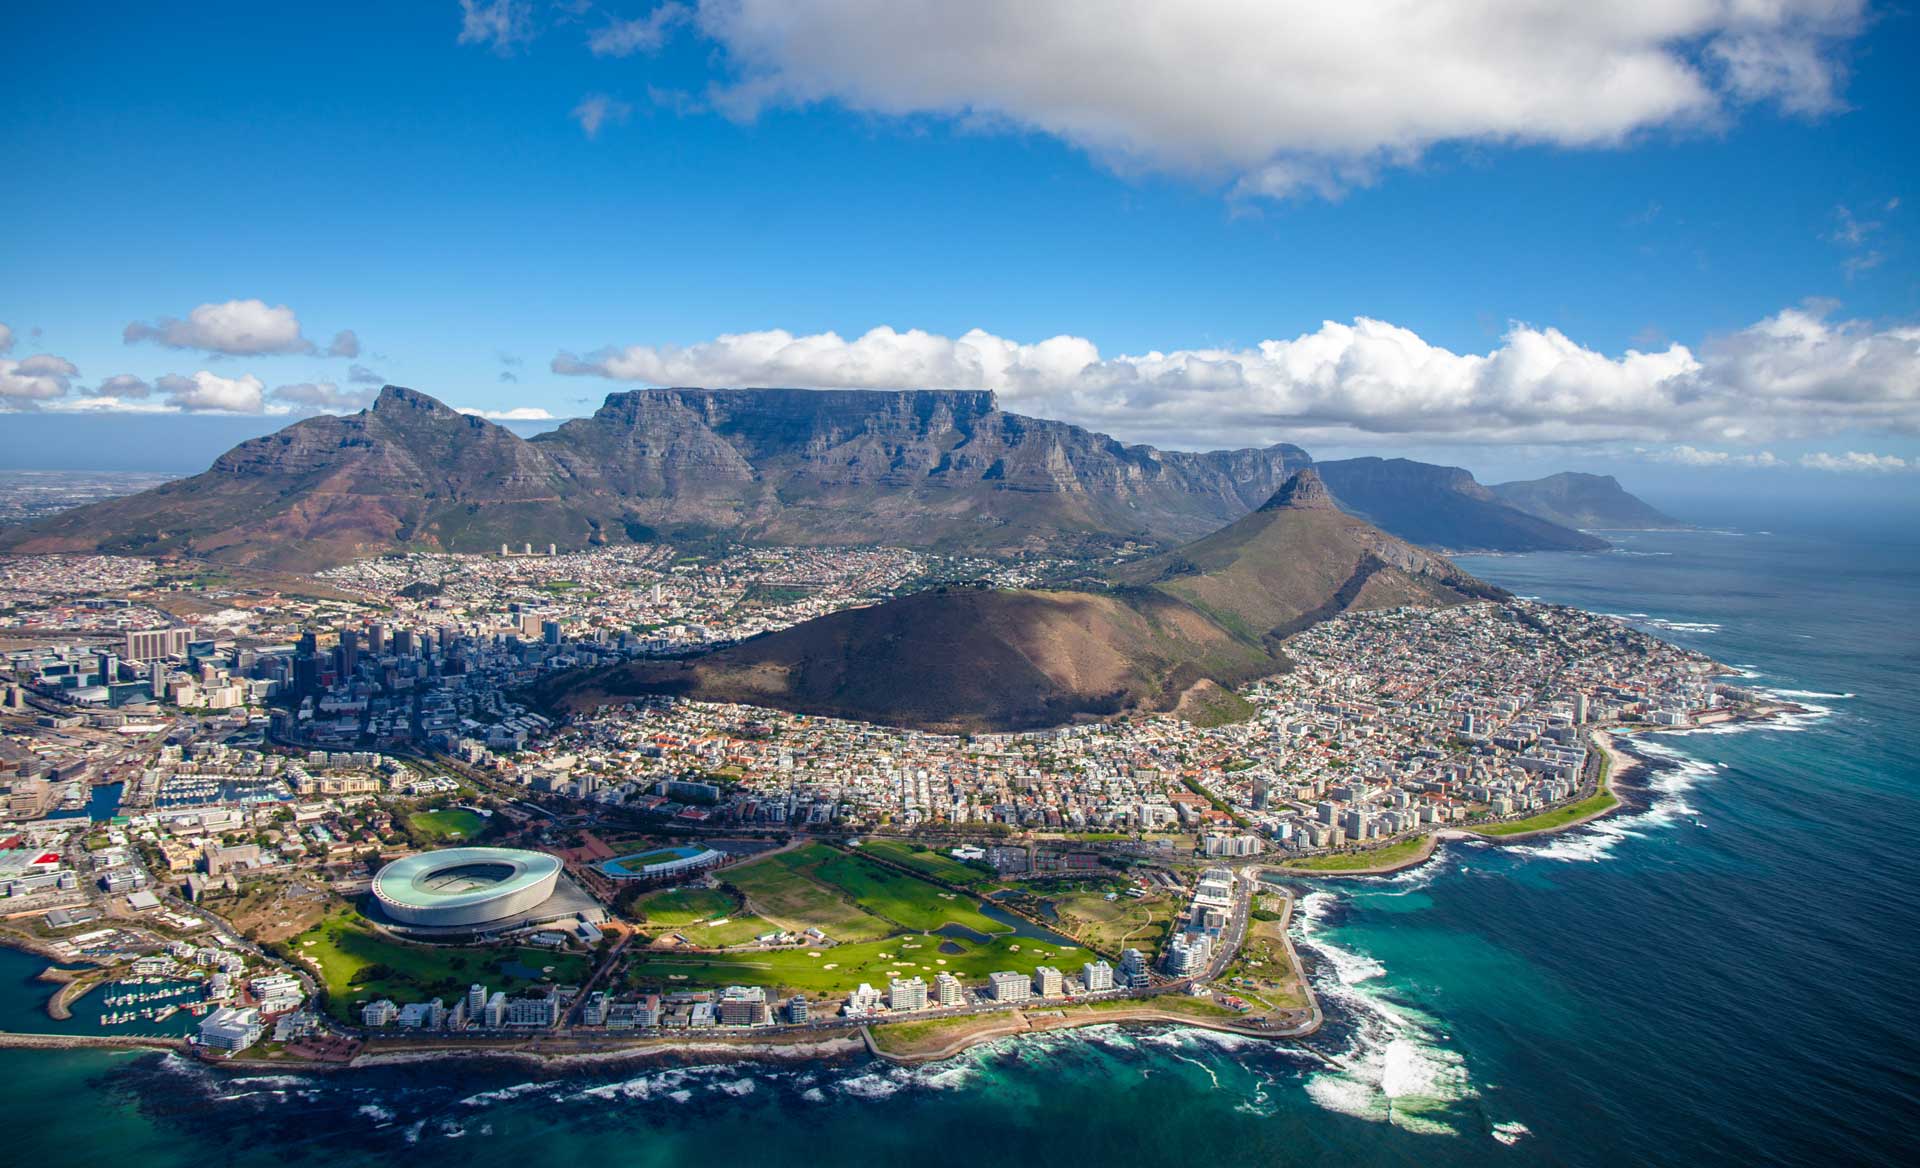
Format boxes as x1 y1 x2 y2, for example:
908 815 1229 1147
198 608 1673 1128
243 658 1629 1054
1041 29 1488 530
725 847 899 943
624 931 1086 998
725 843 1009 941
617 847 698 866
868 1009 1023 1056
807 848 1007 935
856 839 995 888
1281 833 1432 872
631 886 775 948
1221 894 1306 1010
1471 790 1619 836
1069 993 1247 1021
407 808 486 843
1051 889 1175 954
295 909 589 1022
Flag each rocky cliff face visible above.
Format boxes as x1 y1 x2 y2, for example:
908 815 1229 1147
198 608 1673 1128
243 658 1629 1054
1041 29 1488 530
531 387 1312 549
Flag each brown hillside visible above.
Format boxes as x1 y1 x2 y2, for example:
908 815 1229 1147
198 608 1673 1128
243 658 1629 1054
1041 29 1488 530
536 470 1502 733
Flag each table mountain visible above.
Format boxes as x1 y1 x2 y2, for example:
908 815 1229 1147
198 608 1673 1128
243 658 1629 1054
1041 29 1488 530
531 386 1312 549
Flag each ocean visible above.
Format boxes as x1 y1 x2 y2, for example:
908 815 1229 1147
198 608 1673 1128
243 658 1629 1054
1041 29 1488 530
5 512 1918 1167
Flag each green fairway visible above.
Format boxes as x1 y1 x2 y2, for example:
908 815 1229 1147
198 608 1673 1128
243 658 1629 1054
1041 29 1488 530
725 848 898 943
805 847 1007 935
294 909 589 1022
856 838 995 887
724 843 1009 942
1472 790 1619 836
631 886 777 948
1281 833 1431 871
407 808 486 842
625 931 1086 998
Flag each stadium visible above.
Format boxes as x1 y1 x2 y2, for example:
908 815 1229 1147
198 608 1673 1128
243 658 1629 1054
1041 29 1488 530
597 844 727 882
369 847 595 937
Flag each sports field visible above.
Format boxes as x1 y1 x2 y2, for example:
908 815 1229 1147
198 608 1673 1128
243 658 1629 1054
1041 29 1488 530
625 931 1086 997
407 808 486 842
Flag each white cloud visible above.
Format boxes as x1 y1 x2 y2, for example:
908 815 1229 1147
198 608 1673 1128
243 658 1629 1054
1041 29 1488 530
552 303 1920 450
55 395 178 414
0 352 79 404
326 329 362 359
690 0 1865 197
269 382 376 412
1646 445 1781 468
590 4 688 57
347 363 387 385
459 406 555 421
124 299 316 356
155 371 266 413
457 0 535 55
1798 450 1911 472
0 323 12 354
572 93 633 138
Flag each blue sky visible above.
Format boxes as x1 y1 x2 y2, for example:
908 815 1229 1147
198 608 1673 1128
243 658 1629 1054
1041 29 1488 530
2 2 1917 495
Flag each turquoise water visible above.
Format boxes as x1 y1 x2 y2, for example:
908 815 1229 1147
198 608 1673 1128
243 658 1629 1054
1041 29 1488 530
4 512 1917 1166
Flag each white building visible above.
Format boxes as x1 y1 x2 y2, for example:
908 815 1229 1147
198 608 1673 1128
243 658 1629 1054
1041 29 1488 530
988 971 1031 1003
888 976 929 1011
197 1005 263 1054
361 999 398 1027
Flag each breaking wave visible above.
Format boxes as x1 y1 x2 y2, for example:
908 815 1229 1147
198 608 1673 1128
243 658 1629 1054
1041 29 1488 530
1291 891 1479 1137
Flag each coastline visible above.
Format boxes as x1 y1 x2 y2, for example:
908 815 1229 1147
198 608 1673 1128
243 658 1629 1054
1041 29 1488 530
2 710 1800 1074
1278 704 1798 879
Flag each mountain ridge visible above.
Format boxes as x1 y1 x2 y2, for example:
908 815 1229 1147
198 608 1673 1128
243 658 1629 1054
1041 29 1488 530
1314 457 1611 552
1489 471 1688 530
0 385 1654 569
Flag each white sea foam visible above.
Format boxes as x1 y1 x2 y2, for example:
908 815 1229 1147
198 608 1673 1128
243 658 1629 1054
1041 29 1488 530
1291 892 1477 1136
834 1069 909 1099
1492 1120 1532 1145
458 1080 556 1107
357 1103 396 1124
226 1074 313 1089
712 1078 756 1097
571 1063 742 1103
